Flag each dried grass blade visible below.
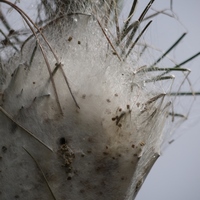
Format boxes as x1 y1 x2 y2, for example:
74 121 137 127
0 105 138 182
0 107 53 152
23 147 57 200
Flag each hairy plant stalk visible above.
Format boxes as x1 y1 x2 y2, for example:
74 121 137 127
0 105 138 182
0 1 198 200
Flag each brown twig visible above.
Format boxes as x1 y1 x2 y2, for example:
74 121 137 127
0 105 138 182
0 106 53 152
23 147 57 200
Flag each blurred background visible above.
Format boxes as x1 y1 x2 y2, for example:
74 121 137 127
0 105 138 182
130 1 200 199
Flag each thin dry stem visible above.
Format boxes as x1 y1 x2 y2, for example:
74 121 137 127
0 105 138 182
23 147 57 200
0 106 53 151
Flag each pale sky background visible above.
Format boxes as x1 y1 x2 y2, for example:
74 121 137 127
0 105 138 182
1 1 200 200
130 1 200 200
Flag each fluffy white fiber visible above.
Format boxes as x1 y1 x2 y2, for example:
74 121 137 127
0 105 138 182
0 1 174 199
